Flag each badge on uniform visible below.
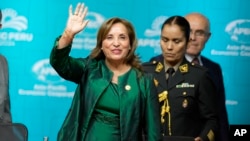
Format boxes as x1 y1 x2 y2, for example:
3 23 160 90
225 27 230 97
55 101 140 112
154 78 159 87
182 99 188 108
179 64 188 73
125 85 131 91
155 62 163 72
176 83 195 88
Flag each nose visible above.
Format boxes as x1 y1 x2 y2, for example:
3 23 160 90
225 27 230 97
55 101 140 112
113 38 120 47
167 42 173 49
189 31 196 41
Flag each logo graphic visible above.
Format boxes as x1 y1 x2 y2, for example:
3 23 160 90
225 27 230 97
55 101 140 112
0 8 33 46
2 8 28 31
18 59 74 97
86 12 105 29
73 12 105 50
144 16 168 37
138 16 168 54
225 19 250 44
32 59 64 84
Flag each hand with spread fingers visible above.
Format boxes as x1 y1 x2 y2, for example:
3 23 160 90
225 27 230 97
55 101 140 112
67 3 89 35
58 2 89 48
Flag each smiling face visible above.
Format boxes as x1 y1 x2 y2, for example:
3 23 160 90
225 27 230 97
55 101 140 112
160 24 187 66
101 22 131 63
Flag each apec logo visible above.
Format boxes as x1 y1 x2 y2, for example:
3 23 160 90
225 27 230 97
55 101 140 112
0 8 33 46
72 12 105 50
144 15 168 37
86 12 105 29
32 59 64 84
2 8 28 31
225 19 250 44
138 16 168 54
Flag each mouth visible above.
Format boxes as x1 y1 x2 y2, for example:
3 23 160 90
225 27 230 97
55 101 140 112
111 49 122 54
164 53 175 58
188 42 198 46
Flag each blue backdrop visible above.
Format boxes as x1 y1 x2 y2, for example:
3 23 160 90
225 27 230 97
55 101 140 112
1 0 250 140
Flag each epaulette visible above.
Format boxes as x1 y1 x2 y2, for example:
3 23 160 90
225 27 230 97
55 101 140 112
142 60 162 72
142 60 158 66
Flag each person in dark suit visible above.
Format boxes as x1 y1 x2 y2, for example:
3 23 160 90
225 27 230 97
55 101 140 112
0 9 12 123
185 12 229 141
143 16 218 141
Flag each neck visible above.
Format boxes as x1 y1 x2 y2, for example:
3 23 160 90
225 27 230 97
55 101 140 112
105 59 131 73
105 59 131 84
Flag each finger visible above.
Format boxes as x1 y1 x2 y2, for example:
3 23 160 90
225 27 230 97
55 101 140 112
80 6 88 19
81 20 89 29
69 4 73 16
78 3 84 16
74 3 81 15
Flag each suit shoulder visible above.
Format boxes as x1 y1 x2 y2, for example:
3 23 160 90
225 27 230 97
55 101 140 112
189 63 209 73
142 55 163 67
202 56 221 67
142 60 158 66
142 61 157 71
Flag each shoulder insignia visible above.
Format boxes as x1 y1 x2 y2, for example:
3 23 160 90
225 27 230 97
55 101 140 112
152 60 157 64
179 64 188 73
155 62 163 72
207 129 215 141
154 78 159 87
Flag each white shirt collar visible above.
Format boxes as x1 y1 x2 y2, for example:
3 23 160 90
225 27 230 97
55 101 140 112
185 54 203 66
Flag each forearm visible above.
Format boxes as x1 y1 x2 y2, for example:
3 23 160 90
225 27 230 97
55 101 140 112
50 40 83 83
57 29 75 49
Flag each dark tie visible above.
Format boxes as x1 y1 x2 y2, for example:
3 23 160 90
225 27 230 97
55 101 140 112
167 67 175 88
192 57 200 65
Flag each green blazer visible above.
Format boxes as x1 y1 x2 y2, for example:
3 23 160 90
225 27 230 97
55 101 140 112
50 42 162 141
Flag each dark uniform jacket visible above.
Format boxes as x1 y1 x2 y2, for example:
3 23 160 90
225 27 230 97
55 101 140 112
201 56 229 141
142 55 218 141
50 39 162 141
0 55 12 123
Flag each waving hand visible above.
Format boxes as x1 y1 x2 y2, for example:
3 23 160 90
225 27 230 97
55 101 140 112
58 2 89 49
66 3 89 35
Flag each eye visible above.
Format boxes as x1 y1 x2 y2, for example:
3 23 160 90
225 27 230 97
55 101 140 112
161 37 168 42
119 35 127 40
106 35 113 40
174 39 181 43
190 30 208 37
195 30 205 36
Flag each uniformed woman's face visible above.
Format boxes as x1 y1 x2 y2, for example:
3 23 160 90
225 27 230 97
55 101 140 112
160 24 187 66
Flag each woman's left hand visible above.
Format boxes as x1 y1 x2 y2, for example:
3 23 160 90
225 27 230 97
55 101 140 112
65 2 89 36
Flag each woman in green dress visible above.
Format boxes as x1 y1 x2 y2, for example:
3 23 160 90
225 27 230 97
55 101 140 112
50 2 162 141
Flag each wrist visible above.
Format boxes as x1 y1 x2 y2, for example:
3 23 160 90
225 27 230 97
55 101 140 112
57 29 74 49
63 29 74 40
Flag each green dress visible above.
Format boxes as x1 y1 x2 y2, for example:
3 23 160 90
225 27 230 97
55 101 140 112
51 42 162 141
84 70 131 141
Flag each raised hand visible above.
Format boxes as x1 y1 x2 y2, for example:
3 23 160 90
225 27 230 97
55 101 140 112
66 2 89 36
58 2 89 49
